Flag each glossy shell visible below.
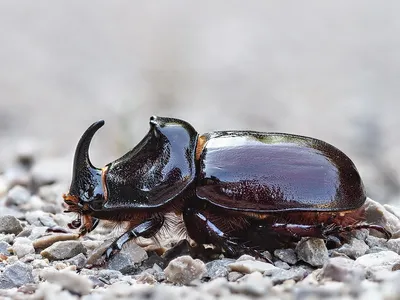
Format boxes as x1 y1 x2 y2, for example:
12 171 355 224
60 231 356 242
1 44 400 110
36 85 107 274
103 116 198 209
196 131 365 212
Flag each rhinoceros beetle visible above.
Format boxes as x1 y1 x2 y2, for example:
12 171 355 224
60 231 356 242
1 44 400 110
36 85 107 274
63 116 391 259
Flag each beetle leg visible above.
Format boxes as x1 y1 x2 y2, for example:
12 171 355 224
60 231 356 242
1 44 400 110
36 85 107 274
322 223 392 240
104 217 164 260
183 207 262 258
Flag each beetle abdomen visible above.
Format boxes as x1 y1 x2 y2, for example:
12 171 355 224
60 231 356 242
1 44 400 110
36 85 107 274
196 131 365 212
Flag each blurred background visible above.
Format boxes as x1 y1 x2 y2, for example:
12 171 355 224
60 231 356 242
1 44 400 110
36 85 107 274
0 1 399 204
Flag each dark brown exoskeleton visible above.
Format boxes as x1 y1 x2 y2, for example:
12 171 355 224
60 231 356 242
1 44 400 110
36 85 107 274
63 117 391 260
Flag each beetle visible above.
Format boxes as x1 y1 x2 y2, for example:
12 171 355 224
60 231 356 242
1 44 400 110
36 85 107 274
63 116 391 259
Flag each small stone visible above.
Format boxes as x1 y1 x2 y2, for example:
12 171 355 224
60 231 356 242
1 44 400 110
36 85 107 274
236 254 256 261
20 196 45 211
33 233 79 250
25 211 57 227
108 252 137 274
230 271 272 296
0 206 24 219
274 248 298 265
65 253 87 269
6 185 31 206
12 237 35 258
41 240 87 260
0 261 34 288
32 281 77 300
319 257 365 282
296 238 329 267
98 269 123 281
336 238 369 259
355 250 400 275
228 271 244 282
273 260 290 270
204 258 235 279
269 266 310 284
0 215 23 234
0 233 16 244
135 272 157 284
38 184 66 205
228 259 278 274
40 269 93 295
0 241 11 255
364 198 400 238
164 255 206 285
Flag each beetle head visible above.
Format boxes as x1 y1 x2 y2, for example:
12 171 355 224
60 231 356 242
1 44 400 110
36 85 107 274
63 120 105 235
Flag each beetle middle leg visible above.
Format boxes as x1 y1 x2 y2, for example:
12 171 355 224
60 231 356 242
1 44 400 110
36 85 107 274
104 216 164 260
183 206 261 257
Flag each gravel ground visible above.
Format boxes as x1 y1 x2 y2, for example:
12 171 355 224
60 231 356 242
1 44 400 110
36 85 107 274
1 150 400 300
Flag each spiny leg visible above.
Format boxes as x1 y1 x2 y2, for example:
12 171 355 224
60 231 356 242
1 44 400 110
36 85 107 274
105 216 164 260
183 206 263 258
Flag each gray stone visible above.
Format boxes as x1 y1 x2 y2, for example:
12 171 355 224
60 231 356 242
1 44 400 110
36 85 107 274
0 233 16 244
274 248 298 265
65 253 87 269
6 185 30 206
0 215 23 234
98 269 123 281
318 257 366 282
204 258 235 279
269 266 310 284
40 269 93 295
230 271 272 297
364 198 400 238
296 238 329 267
12 237 35 258
0 261 34 288
108 252 138 274
355 250 400 275
228 259 278 274
25 211 57 227
41 240 87 260
227 271 244 282
336 238 369 259
273 260 290 270
0 206 24 219
0 241 11 255
164 255 206 285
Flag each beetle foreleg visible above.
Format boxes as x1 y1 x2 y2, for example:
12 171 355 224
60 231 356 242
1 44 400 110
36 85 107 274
104 216 164 260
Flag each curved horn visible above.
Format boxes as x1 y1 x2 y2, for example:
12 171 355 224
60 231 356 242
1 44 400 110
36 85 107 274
73 120 105 171
69 120 105 199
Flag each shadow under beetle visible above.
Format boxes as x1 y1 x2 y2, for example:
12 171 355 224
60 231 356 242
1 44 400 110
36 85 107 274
63 116 391 260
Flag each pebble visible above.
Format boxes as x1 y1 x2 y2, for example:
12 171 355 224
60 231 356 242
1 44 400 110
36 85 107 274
336 238 370 259
0 241 11 255
227 271 244 282
64 253 87 269
204 258 235 279
0 215 23 235
296 238 329 267
41 240 87 260
6 185 31 206
25 211 57 227
33 233 79 250
164 255 206 285
11 237 35 258
273 260 291 270
228 259 279 274
269 266 310 285
274 248 298 265
108 252 138 274
0 261 34 288
40 269 93 295
355 250 400 275
230 271 272 297
318 257 366 282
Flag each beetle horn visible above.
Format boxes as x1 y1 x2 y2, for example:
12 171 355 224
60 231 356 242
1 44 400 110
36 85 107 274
69 120 105 199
